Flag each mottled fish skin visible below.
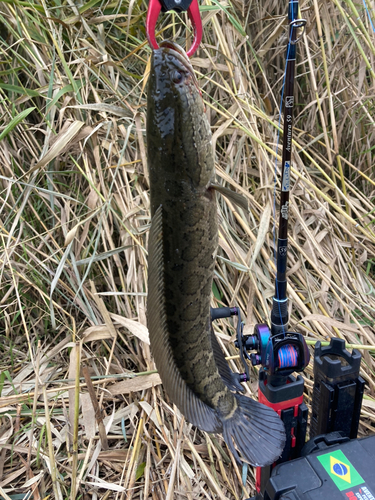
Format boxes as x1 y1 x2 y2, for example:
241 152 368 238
146 42 286 466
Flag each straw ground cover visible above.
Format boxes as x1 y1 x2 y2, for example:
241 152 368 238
0 0 374 498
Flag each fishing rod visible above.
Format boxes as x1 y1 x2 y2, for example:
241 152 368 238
212 0 310 493
213 2 308 375
271 0 306 337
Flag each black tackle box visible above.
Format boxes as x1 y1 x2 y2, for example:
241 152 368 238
259 432 375 500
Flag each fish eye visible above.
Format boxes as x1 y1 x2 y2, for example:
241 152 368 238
172 70 184 84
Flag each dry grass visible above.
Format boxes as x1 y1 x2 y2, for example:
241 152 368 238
0 0 374 498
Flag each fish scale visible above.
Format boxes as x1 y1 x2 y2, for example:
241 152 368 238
146 41 286 466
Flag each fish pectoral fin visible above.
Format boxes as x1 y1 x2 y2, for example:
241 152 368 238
148 205 222 434
209 184 248 211
210 328 244 393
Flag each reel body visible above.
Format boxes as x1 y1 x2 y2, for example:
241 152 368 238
238 324 310 376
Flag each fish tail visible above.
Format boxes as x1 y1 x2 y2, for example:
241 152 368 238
222 394 286 467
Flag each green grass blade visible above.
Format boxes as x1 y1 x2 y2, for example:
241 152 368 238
0 106 35 141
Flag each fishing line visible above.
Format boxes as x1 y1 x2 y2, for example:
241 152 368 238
278 344 298 368
363 0 375 34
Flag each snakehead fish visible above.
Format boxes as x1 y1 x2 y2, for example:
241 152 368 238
146 41 285 466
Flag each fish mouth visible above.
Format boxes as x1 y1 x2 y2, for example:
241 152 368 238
160 40 189 58
157 41 199 92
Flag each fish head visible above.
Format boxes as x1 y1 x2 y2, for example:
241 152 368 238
148 41 203 123
147 41 214 190
150 41 200 96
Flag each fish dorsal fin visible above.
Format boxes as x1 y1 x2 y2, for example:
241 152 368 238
147 205 222 433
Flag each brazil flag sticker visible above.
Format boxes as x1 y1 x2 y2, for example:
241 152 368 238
317 449 364 491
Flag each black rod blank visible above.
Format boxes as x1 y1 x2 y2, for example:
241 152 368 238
271 3 306 335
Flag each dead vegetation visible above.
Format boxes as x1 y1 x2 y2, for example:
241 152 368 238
0 0 374 498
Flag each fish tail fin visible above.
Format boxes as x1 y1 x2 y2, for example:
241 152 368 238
222 394 286 467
